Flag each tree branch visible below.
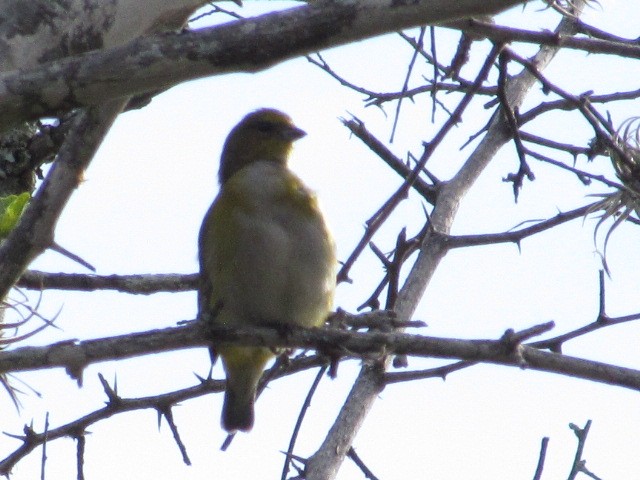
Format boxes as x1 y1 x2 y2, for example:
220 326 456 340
305 2 590 478
0 0 209 72
0 0 526 132
445 203 596 249
2 321 640 393
0 353 326 475
448 18 640 59
0 101 127 301
17 270 198 294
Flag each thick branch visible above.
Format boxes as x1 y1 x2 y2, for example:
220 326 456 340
0 323 206 378
0 101 127 301
2 322 640 393
0 0 526 131
0 0 208 71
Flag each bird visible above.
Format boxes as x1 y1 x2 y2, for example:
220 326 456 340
198 108 336 433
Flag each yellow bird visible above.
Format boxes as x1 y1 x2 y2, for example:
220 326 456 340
198 109 336 432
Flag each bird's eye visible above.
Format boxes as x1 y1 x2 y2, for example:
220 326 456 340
254 121 277 133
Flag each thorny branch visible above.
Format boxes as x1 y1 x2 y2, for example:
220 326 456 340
341 117 437 203
529 270 640 352
450 18 640 59
2 1 640 478
497 49 535 200
385 271 640 385
1 316 639 475
336 43 502 283
0 355 327 477
530 419 602 480
4 319 640 391
567 421 603 480
303 3 634 476
347 448 380 480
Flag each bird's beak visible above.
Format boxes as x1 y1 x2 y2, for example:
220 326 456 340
284 126 306 141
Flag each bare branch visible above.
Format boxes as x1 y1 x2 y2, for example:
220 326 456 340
0 322 206 378
0 101 127 301
519 89 640 126
531 437 549 480
281 365 327 480
448 18 640 58
347 448 380 480
18 270 198 294
390 27 426 142
530 271 640 352
498 49 535 200
1 320 640 392
0 353 327 474
445 203 596 249
306 3 592 478
0 374 224 475
157 405 191 466
341 116 437 203
337 43 501 284
0 0 526 132
384 360 476 384
567 420 603 480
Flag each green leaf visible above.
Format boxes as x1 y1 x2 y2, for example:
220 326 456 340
0 192 31 239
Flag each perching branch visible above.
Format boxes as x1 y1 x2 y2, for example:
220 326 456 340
4 320 640 397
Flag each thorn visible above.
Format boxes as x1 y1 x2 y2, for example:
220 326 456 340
50 242 96 271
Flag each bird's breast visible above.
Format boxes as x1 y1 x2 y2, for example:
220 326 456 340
211 161 336 329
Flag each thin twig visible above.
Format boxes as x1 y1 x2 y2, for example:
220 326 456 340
337 43 502 283
281 365 327 480
17 271 198 294
531 437 549 480
347 447 380 480
390 27 426 143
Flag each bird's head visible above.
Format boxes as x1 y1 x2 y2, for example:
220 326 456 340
218 109 306 184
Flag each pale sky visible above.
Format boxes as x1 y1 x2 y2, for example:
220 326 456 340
2 1 640 479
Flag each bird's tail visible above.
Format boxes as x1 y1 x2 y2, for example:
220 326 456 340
220 346 274 432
